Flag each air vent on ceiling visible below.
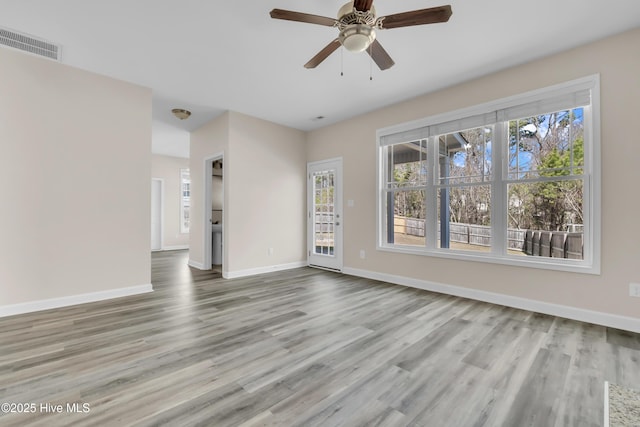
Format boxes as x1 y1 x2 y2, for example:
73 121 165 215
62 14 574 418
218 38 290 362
0 27 61 61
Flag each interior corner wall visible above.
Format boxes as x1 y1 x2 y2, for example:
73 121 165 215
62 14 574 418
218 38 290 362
306 28 640 321
227 112 307 274
0 48 152 308
152 154 190 249
189 112 229 268
188 111 306 275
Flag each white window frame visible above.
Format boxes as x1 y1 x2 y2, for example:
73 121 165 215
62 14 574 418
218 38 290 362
376 75 601 274
180 168 191 234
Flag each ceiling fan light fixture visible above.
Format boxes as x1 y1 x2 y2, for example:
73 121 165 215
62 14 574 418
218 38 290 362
171 108 191 120
339 24 376 52
270 3 452 70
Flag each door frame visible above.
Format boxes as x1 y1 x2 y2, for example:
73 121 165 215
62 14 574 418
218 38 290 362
151 178 164 251
203 153 224 271
307 157 343 271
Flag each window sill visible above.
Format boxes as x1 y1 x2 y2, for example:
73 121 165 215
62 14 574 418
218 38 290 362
376 244 599 275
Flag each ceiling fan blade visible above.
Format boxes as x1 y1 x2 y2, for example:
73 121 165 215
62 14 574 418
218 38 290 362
378 5 452 30
304 39 342 69
270 9 338 27
353 0 374 12
367 39 395 70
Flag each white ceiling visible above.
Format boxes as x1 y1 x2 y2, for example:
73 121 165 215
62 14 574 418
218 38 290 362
2 0 640 158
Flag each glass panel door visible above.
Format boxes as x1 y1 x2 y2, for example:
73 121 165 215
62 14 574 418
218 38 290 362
308 159 342 271
313 170 335 256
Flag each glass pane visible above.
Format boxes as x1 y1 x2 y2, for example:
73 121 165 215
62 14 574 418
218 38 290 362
180 168 191 233
313 170 335 256
438 127 492 184
508 180 584 260
386 140 427 188
508 108 584 180
438 186 491 252
385 190 426 247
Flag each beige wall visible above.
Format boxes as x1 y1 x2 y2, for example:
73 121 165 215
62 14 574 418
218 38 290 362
1 27 630 319
0 48 152 306
151 154 190 249
227 112 306 273
307 28 640 320
189 111 306 275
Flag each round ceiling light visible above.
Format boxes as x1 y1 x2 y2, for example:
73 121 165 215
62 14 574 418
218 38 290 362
339 24 376 53
172 108 191 120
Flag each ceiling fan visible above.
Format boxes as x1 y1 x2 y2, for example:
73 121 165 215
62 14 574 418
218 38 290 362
270 1 452 70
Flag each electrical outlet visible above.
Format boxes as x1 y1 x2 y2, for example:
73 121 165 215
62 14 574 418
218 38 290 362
630 283 640 297
359 249 366 259
268 248 274 256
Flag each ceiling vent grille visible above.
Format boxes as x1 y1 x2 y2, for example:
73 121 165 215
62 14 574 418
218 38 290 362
0 27 61 61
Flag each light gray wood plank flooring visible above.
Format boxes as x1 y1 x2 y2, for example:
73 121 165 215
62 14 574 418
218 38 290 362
1 250 639 426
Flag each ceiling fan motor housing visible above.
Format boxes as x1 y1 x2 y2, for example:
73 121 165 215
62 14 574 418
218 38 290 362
337 1 377 52
337 2 377 26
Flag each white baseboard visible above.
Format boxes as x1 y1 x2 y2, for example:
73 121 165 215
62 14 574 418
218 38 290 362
225 261 307 279
0 284 153 318
188 259 206 270
162 245 189 251
343 267 640 333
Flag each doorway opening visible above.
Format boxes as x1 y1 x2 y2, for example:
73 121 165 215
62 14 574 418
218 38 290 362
204 154 224 272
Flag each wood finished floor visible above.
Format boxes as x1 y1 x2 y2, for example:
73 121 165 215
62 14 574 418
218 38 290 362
1 250 639 426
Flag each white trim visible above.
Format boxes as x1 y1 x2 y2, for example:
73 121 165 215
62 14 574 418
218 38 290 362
376 245 595 275
342 267 640 333
225 261 306 279
162 245 189 251
376 74 601 275
0 284 153 318
188 259 206 270
308 264 342 273
307 158 344 271
589 77 602 275
376 75 599 140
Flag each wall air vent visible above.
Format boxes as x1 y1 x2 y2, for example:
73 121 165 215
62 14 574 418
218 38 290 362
0 27 61 61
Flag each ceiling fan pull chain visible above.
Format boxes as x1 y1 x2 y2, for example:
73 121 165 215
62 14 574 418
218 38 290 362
341 47 344 76
369 44 373 81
